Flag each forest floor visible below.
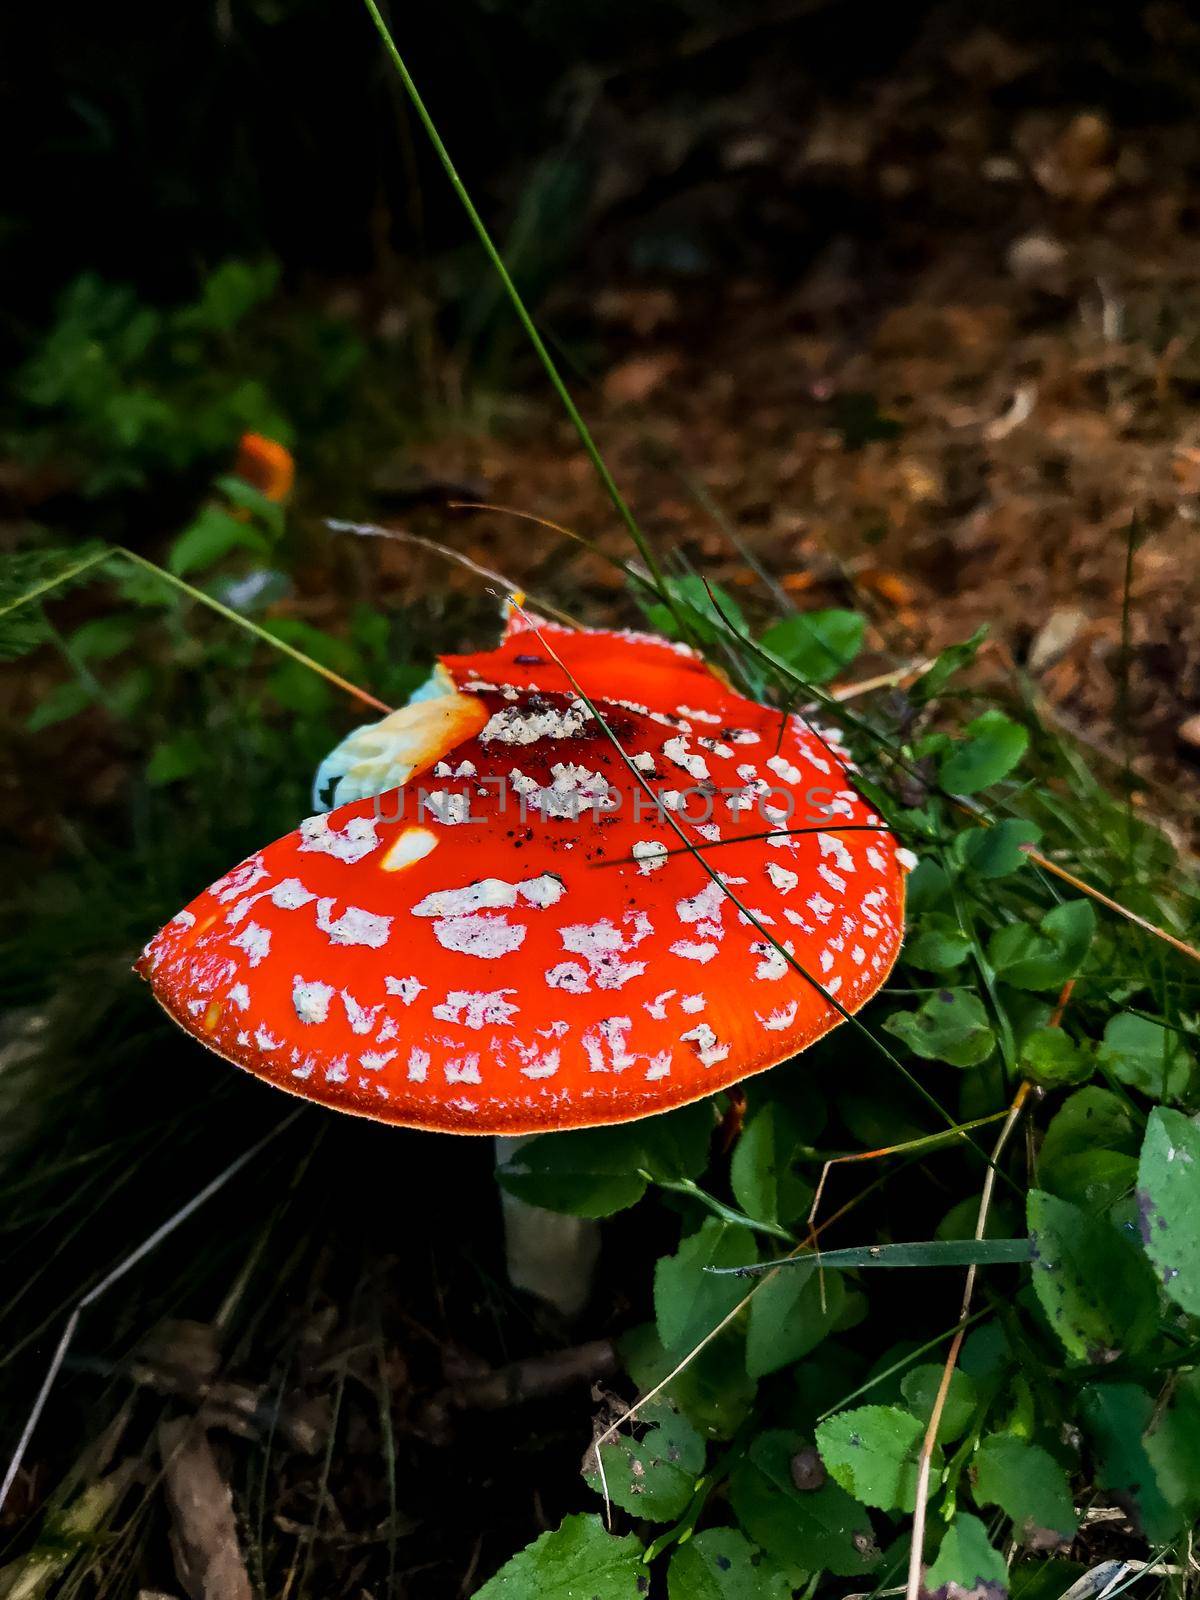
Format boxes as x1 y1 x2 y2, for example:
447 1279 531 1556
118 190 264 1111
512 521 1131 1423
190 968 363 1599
350 24 1200 842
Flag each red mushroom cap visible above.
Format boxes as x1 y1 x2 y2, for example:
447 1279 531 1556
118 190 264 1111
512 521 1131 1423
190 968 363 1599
137 617 906 1133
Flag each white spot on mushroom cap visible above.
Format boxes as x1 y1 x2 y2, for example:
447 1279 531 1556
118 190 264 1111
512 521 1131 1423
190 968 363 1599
316 899 392 948
385 975 425 1005
433 990 519 1029
671 939 719 963
632 840 668 874
411 873 564 919
293 978 335 1025
299 814 380 864
230 922 271 967
432 914 527 959
680 1023 729 1068
766 863 799 893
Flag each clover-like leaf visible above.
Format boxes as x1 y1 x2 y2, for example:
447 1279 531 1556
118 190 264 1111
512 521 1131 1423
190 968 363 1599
815 1405 931 1513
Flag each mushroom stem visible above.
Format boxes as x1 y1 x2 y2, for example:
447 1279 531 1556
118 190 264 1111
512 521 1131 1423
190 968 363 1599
494 1136 600 1319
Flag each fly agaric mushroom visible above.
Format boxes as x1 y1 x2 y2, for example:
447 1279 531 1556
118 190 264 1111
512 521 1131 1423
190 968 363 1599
138 612 907 1309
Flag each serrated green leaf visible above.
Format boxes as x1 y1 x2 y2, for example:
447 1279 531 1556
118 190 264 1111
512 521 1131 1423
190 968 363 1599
1039 1088 1138 1174
1027 1190 1158 1364
1143 1369 1200 1525
655 1220 758 1352
498 1124 648 1217
760 610 865 685
585 1399 705 1522
1040 1150 1137 1212
883 988 995 1068
1020 1028 1093 1090
473 1514 643 1599
972 1435 1077 1544
901 1365 978 1443
1137 1107 1200 1315
746 1262 844 1378
620 1323 755 1442
729 1430 880 1579
815 1405 931 1513
940 711 1028 794
1081 1383 1181 1544
730 1103 812 1229
925 1513 1008 1596
988 901 1095 993
667 1528 790 1600
497 1102 713 1219
1099 1014 1193 1101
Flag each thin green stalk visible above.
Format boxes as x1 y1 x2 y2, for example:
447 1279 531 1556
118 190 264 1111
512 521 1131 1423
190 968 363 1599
112 548 392 712
358 0 688 637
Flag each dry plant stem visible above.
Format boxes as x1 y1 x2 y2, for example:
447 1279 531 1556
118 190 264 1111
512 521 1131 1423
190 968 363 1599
905 1076 1036 1600
829 661 935 703
114 548 393 714
1016 844 1200 966
326 517 582 630
0 1110 303 1516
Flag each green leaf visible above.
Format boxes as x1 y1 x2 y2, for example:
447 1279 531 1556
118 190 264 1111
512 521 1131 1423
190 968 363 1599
1040 1150 1137 1212
1027 1191 1158 1363
146 732 207 786
1040 1088 1138 1174
1098 1013 1193 1101
214 473 286 534
972 1435 1078 1545
66 614 137 663
940 711 1028 794
637 1100 716 1185
904 914 973 973
667 1528 790 1600
1143 1369 1200 1525
911 627 987 705
957 819 1041 880
473 1514 644 1599
168 506 266 577
1081 1383 1181 1544
1137 1107 1200 1315
585 1399 705 1522
883 988 995 1068
655 1221 758 1352
925 1513 1008 1597
1020 1028 1093 1090
760 610 865 685
729 1430 880 1578
901 1365 979 1443
642 575 747 647
746 1262 845 1378
620 1324 755 1442
988 901 1095 992
497 1102 713 1218
730 1103 813 1229
814 1405 930 1513
26 678 95 732
497 1125 648 1218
